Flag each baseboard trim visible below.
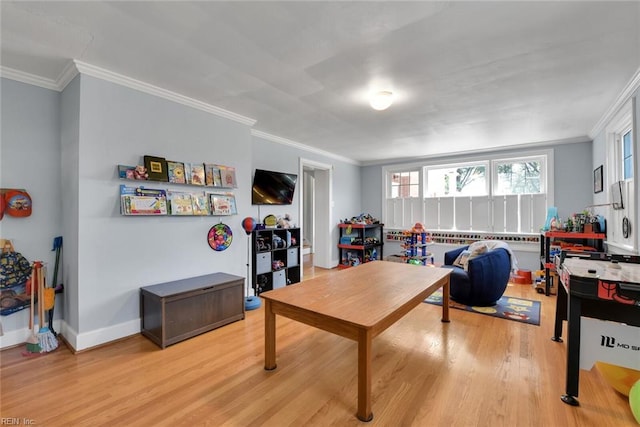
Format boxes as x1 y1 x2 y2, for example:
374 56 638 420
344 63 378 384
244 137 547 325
71 318 141 352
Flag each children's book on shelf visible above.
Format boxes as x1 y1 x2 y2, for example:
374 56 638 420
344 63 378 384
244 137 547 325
205 164 223 187
183 163 192 184
189 163 206 186
209 193 237 216
120 185 167 215
191 192 210 215
143 155 169 182
167 191 193 215
219 166 237 188
166 161 186 184
117 165 137 180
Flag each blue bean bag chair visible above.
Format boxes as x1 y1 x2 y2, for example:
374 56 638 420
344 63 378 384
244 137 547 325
442 244 512 306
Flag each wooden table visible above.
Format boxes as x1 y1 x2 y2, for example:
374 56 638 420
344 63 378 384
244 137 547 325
260 261 451 421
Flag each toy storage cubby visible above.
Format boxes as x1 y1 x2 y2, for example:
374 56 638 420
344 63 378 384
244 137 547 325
252 228 301 295
337 223 384 269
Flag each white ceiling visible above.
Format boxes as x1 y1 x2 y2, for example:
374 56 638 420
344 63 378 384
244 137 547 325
2 1 639 163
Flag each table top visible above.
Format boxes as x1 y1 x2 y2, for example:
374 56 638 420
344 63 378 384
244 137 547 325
562 258 640 284
260 261 450 328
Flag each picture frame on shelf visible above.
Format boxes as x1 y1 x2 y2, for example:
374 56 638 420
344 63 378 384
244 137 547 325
219 166 237 188
594 165 603 193
205 164 222 187
189 163 206 186
143 155 169 182
191 192 210 215
117 165 136 180
120 185 167 215
209 193 237 216
167 191 193 215
166 161 186 184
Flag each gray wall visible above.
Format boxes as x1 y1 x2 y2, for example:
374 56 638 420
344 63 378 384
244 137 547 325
60 75 81 332
553 141 594 219
252 136 361 265
1 78 62 337
69 74 252 348
0 74 363 350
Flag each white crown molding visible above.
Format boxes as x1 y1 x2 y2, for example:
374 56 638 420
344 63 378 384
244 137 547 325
73 60 256 126
361 135 589 167
0 66 60 91
251 129 360 166
2 61 355 164
590 66 640 139
57 60 80 91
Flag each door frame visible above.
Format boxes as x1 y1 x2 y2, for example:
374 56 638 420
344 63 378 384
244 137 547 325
299 158 333 274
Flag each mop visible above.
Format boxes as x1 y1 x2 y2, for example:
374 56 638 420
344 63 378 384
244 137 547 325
37 262 58 352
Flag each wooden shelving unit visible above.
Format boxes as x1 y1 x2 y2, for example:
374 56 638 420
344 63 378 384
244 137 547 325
338 223 383 269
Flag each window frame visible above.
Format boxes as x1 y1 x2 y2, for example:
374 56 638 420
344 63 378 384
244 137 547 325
382 149 553 233
384 164 423 199
491 154 547 196
604 99 636 253
424 160 490 197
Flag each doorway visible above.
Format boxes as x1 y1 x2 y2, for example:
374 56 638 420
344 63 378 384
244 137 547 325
299 159 333 276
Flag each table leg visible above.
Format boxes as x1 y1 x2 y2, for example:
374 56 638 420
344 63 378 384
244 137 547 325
545 236 551 296
357 328 373 422
441 278 450 323
561 294 581 406
264 300 277 371
552 281 567 342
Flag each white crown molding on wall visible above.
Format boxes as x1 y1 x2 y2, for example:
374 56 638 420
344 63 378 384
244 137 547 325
251 129 360 166
2 60 362 164
56 60 80 91
72 60 256 126
1 60 257 127
0 66 60 91
590 66 640 139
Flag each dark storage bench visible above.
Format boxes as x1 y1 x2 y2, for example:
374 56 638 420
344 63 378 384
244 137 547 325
140 272 245 349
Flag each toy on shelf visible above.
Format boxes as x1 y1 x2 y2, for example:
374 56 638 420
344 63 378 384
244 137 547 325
340 213 380 225
398 224 433 266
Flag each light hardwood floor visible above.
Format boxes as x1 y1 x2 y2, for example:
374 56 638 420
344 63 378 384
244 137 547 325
1 261 636 426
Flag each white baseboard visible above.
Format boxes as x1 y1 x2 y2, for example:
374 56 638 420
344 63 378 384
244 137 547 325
0 318 141 352
68 318 141 351
0 319 65 349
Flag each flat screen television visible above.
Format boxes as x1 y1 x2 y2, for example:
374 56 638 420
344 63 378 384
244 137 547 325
251 169 298 205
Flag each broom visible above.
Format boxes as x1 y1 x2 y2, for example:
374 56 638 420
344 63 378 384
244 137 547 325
48 236 63 335
24 262 42 354
37 262 58 352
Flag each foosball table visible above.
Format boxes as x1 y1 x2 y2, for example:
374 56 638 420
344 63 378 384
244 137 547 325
552 251 640 406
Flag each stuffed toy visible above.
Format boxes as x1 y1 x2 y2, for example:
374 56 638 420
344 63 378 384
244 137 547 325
277 214 292 229
134 165 148 180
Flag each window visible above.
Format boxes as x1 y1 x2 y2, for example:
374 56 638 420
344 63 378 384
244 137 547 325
494 158 544 195
604 99 635 253
390 170 420 198
623 129 633 180
383 151 551 233
426 163 488 197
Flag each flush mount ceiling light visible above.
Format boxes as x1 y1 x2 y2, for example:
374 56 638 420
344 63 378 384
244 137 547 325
369 90 394 111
